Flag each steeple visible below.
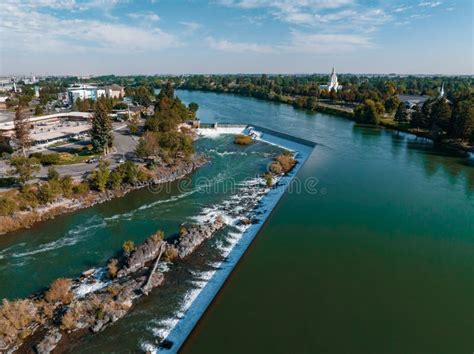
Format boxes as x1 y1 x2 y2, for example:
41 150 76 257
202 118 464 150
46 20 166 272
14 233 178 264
328 66 339 92
439 82 445 98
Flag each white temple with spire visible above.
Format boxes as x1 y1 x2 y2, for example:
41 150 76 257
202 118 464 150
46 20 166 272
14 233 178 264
320 67 342 92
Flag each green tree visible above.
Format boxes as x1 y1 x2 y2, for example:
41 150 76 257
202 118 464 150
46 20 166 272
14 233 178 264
8 156 40 188
452 99 474 141
13 106 31 157
188 102 199 113
109 169 123 190
90 160 111 192
429 98 452 137
384 96 401 113
47 166 59 181
91 99 113 154
354 99 382 125
34 105 44 116
394 102 408 124
410 105 427 131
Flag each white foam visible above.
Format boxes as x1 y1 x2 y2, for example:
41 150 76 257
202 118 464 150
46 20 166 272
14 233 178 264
197 126 246 137
155 129 312 353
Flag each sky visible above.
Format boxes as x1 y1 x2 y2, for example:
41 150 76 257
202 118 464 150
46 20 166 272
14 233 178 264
0 0 472 76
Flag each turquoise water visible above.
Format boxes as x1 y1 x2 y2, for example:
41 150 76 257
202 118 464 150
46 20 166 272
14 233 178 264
1 90 474 353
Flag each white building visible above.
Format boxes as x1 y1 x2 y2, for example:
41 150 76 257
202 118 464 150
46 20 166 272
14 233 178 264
67 84 98 104
320 67 343 92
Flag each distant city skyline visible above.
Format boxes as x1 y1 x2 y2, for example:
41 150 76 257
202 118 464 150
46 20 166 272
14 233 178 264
0 0 473 76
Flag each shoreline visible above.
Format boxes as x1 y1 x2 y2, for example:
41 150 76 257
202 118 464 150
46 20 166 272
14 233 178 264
179 88 471 157
0 126 315 353
0 154 208 236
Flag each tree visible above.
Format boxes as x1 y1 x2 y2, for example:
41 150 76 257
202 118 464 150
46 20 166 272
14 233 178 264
91 99 113 154
452 99 474 141
429 98 452 137
8 156 40 188
188 102 199 114
157 82 174 100
384 96 401 113
34 105 44 116
394 102 408 124
13 106 31 157
127 113 140 135
410 105 427 131
109 169 123 190
122 240 135 254
47 166 59 181
354 99 382 124
90 160 110 192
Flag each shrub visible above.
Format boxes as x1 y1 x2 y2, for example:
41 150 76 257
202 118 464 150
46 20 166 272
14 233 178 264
60 175 74 198
60 309 76 330
106 285 120 297
163 247 178 262
0 196 18 216
0 299 38 345
45 278 73 304
36 181 61 205
89 160 110 192
264 172 273 187
73 181 90 196
151 230 164 243
108 169 123 190
47 166 59 181
269 161 283 174
107 258 119 279
122 240 135 254
275 154 296 173
234 134 253 145
18 185 39 210
31 152 61 166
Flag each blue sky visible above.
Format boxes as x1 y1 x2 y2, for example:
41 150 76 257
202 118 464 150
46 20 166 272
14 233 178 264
0 0 472 75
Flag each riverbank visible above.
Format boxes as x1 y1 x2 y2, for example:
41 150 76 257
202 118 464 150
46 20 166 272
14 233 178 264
1 127 313 353
0 154 208 236
180 88 472 157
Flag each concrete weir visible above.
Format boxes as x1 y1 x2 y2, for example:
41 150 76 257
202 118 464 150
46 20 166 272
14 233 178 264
159 124 316 353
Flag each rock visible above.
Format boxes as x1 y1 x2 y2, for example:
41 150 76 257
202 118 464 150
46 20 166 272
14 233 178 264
36 330 62 354
176 218 226 259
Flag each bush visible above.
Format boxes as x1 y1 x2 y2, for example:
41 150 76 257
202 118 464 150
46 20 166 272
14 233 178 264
47 166 59 181
107 258 119 279
122 240 135 254
151 230 164 243
18 186 39 210
275 154 296 173
234 134 253 145
36 181 61 205
60 175 74 198
264 172 273 187
0 196 18 216
31 152 61 166
269 161 283 174
163 247 178 262
45 278 73 304
0 299 37 345
73 181 90 196
108 170 123 190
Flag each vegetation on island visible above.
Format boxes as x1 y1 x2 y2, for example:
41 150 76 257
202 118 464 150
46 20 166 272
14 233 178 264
234 134 253 145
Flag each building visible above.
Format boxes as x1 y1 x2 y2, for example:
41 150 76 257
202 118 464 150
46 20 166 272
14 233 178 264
397 94 430 109
0 112 92 144
103 84 125 99
67 84 98 104
320 67 342 92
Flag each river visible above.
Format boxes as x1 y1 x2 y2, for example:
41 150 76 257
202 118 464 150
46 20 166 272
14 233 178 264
2 90 474 353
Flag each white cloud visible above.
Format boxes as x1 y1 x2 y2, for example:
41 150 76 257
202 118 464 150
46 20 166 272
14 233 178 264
206 36 275 53
282 31 372 53
0 2 178 53
393 5 412 12
179 21 203 34
418 1 443 7
129 11 161 22
207 30 372 55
